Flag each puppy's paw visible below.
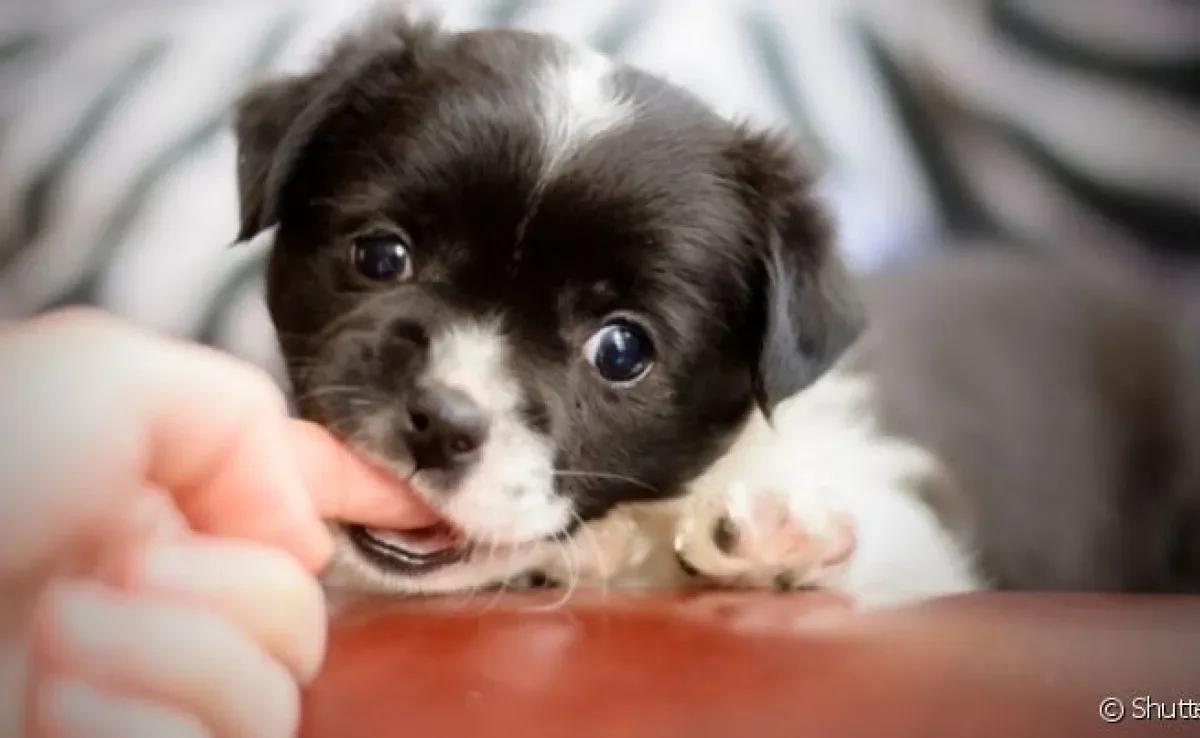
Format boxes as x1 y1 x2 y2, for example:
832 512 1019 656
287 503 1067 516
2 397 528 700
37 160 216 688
674 478 857 591
671 371 974 604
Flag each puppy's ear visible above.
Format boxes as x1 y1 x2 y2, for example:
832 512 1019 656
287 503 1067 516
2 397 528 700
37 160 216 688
232 74 318 243
231 14 445 243
731 128 865 415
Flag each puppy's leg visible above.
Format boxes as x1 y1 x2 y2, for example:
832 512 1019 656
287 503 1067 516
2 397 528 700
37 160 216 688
674 369 983 608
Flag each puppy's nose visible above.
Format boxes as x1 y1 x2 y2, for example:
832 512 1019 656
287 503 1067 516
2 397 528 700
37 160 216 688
403 384 490 471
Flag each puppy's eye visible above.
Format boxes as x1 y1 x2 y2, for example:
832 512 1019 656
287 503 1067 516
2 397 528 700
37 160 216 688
583 320 655 385
351 233 414 282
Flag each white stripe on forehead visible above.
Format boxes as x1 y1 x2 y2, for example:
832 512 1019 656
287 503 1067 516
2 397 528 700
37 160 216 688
534 43 635 179
424 321 522 415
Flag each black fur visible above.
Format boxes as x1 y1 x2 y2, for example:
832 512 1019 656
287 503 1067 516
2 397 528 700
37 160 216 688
232 18 860 537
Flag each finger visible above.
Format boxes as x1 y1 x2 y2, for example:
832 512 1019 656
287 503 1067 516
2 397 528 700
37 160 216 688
0 308 331 572
115 538 328 682
37 678 210 738
287 420 442 529
31 581 300 738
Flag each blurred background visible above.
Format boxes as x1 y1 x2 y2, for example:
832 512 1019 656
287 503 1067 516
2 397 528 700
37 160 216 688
0 0 1196 384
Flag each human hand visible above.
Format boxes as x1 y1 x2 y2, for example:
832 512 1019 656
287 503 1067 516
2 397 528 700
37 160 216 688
0 308 437 738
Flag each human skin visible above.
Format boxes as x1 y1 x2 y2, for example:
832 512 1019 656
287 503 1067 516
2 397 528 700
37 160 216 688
0 308 434 738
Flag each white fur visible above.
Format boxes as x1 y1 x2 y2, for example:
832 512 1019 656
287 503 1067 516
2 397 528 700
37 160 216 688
422 322 570 543
423 321 518 418
675 366 983 609
533 44 634 180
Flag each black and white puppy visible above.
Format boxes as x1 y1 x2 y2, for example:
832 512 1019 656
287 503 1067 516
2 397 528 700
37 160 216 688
235 12 1200 608
232 14 861 595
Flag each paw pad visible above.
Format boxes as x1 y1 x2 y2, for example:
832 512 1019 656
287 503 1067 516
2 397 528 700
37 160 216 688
675 484 857 590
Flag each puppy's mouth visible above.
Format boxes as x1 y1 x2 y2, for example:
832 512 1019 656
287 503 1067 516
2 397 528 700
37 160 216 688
343 514 583 577
324 439 580 577
346 522 471 574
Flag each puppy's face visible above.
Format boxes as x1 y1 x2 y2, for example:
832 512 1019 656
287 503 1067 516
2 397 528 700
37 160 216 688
233 18 861 593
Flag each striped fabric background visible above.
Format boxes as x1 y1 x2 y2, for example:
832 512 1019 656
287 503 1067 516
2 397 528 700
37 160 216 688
0 0 1196 383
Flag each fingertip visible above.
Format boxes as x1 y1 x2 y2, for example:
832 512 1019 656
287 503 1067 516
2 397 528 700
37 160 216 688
174 411 335 575
285 420 440 530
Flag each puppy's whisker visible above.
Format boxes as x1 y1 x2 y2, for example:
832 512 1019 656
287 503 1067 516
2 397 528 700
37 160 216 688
523 529 576 613
462 535 495 610
290 385 368 405
553 530 582 611
553 469 660 495
275 352 333 368
572 509 611 600
317 415 362 440
292 383 363 395
486 536 509 607
479 522 517 614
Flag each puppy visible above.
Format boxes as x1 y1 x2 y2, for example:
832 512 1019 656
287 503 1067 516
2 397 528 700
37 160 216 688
673 247 1200 607
232 13 862 595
